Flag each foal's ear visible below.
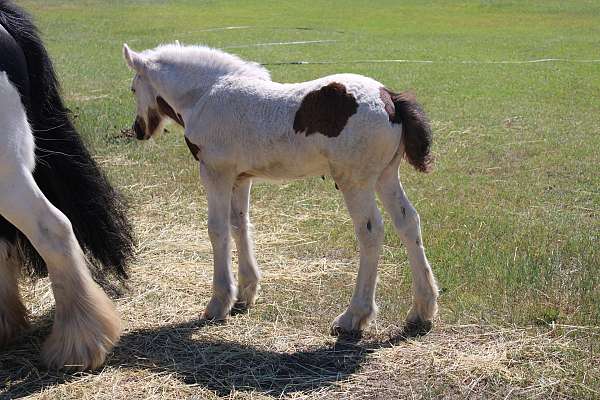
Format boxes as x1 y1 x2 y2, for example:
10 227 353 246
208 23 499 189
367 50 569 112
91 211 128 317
123 43 146 74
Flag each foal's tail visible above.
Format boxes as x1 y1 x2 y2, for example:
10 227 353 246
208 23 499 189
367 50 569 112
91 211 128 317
386 90 433 173
0 1 135 280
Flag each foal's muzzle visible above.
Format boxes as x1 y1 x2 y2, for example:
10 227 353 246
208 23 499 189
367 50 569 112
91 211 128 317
133 117 147 140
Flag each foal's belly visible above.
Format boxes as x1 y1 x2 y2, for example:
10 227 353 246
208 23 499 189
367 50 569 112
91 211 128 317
241 150 330 182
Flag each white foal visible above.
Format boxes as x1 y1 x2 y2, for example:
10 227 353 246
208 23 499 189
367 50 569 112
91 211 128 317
0 72 120 369
123 43 439 333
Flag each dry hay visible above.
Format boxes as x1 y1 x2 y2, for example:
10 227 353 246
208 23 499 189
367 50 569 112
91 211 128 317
1 173 598 399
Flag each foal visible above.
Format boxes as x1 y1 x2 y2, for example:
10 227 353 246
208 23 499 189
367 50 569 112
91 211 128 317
123 43 438 334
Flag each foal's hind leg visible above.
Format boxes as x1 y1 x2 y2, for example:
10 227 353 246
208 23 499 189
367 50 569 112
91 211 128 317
331 187 384 334
0 167 120 370
0 240 29 346
376 160 438 333
230 178 260 308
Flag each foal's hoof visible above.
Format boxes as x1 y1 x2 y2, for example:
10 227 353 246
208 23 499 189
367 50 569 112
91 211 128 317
330 324 362 339
236 281 259 308
201 309 228 322
402 317 433 338
330 308 374 337
202 295 235 322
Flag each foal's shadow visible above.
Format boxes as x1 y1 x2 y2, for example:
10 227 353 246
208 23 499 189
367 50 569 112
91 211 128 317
0 315 415 399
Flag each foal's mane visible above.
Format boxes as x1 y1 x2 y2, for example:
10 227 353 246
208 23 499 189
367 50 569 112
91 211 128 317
143 43 271 81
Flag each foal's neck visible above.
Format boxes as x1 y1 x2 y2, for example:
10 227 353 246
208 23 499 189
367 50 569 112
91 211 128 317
152 71 215 129
151 53 267 128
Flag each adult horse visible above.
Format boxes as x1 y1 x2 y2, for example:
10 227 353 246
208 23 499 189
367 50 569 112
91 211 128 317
122 43 438 335
0 1 134 370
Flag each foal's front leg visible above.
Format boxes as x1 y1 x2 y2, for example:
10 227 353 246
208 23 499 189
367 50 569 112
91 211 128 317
230 179 260 308
331 187 384 334
200 164 237 320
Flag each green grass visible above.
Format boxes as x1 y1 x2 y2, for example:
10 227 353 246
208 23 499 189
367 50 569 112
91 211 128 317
3 0 600 398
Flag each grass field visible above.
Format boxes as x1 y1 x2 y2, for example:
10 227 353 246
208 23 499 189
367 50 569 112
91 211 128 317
1 0 599 398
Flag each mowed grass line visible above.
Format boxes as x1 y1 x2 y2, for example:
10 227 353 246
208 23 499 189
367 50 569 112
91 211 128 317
1 0 599 398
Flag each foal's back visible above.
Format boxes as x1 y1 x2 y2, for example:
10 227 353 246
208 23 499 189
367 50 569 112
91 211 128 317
189 73 401 180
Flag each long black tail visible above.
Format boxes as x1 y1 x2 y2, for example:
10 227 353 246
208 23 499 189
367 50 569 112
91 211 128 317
384 89 433 173
0 1 135 279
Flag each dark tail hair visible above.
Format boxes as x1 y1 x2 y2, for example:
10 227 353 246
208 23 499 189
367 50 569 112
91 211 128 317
388 90 433 173
0 1 135 279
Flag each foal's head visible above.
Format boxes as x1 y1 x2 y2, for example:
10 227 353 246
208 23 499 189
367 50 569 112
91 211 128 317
122 44 167 140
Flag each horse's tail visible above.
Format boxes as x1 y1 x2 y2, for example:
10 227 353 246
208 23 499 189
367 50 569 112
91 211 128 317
385 89 433 173
0 1 135 280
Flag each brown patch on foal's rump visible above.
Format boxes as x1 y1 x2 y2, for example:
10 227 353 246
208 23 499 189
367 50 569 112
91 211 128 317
293 82 358 138
157 96 185 127
185 137 200 160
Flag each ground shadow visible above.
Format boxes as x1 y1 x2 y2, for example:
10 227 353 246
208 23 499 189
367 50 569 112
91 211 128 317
0 315 416 398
